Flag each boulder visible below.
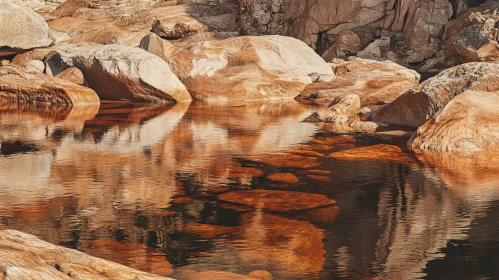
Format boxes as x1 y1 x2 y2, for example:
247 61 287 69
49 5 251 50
44 43 191 103
408 90 499 153
55 67 87 86
141 34 335 102
0 1 54 56
25 60 45 74
297 58 420 104
304 94 360 123
0 230 171 279
0 65 99 106
370 62 499 127
444 1 499 63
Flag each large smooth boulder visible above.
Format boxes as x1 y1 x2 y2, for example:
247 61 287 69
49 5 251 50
44 43 191 103
370 62 499 127
140 34 335 102
0 1 55 56
0 230 171 279
445 1 499 63
408 90 499 153
0 65 99 106
297 58 420 104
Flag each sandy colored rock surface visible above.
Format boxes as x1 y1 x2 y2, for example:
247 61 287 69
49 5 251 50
45 43 191 103
217 190 336 212
141 34 334 102
408 90 499 153
0 66 99 106
370 62 499 127
0 230 172 279
298 58 420 105
0 1 55 56
55 67 86 86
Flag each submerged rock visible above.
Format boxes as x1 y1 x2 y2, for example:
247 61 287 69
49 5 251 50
408 90 499 153
217 190 336 212
141 34 335 102
0 1 54 56
0 65 99 106
0 230 172 279
267 173 299 184
370 62 499 127
329 144 416 164
298 58 420 104
44 43 191 103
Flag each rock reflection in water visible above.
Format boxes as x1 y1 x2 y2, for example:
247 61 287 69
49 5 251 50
0 101 498 279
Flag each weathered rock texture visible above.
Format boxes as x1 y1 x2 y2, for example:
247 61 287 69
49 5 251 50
0 1 54 56
408 90 499 152
297 58 420 104
141 34 335 102
0 66 99 106
0 230 171 279
305 94 360 123
444 1 499 63
44 43 191 103
239 0 495 68
370 62 499 127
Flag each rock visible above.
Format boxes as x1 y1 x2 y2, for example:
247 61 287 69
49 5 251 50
175 269 269 280
329 144 416 164
25 60 45 74
357 107 371 115
0 65 99 106
141 34 335 102
11 49 54 67
249 153 320 169
0 230 172 279
1 60 10 66
0 1 54 56
408 90 499 153
370 62 499 127
152 20 196 39
248 270 273 280
322 31 363 61
297 58 420 104
55 66 86 86
44 43 191 103
267 173 299 184
304 94 360 123
444 1 499 63
217 189 336 212
349 121 379 132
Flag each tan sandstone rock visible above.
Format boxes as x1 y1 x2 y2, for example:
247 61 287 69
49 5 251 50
370 62 499 127
44 43 191 103
141 34 335 102
55 67 87 86
0 1 55 56
0 230 171 279
298 57 420 104
408 90 499 153
304 94 360 123
0 65 99 106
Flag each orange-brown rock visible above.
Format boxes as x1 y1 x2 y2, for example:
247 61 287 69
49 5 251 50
298 58 420 104
217 190 336 212
0 66 99 106
370 62 499 127
234 212 325 278
175 269 272 280
79 239 174 277
55 67 87 86
250 153 320 169
408 91 499 152
0 230 172 279
182 223 234 239
140 34 335 102
293 205 340 223
267 173 299 184
329 144 416 164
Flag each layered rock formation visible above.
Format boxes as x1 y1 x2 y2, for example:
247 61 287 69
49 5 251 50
0 230 172 279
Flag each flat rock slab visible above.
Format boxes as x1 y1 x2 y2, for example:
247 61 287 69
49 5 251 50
0 230 172 279
329 144 416 164
217 190 336 212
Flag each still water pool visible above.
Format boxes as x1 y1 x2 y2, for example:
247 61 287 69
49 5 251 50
0 101 498 279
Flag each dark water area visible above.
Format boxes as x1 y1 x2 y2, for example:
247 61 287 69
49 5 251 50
0 100 498 279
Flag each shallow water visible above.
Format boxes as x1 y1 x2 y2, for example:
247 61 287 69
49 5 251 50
0 100 498 279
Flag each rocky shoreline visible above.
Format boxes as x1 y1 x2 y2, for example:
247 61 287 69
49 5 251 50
1 0 499 278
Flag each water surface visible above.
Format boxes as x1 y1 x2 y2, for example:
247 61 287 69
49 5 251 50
0 101 498 279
